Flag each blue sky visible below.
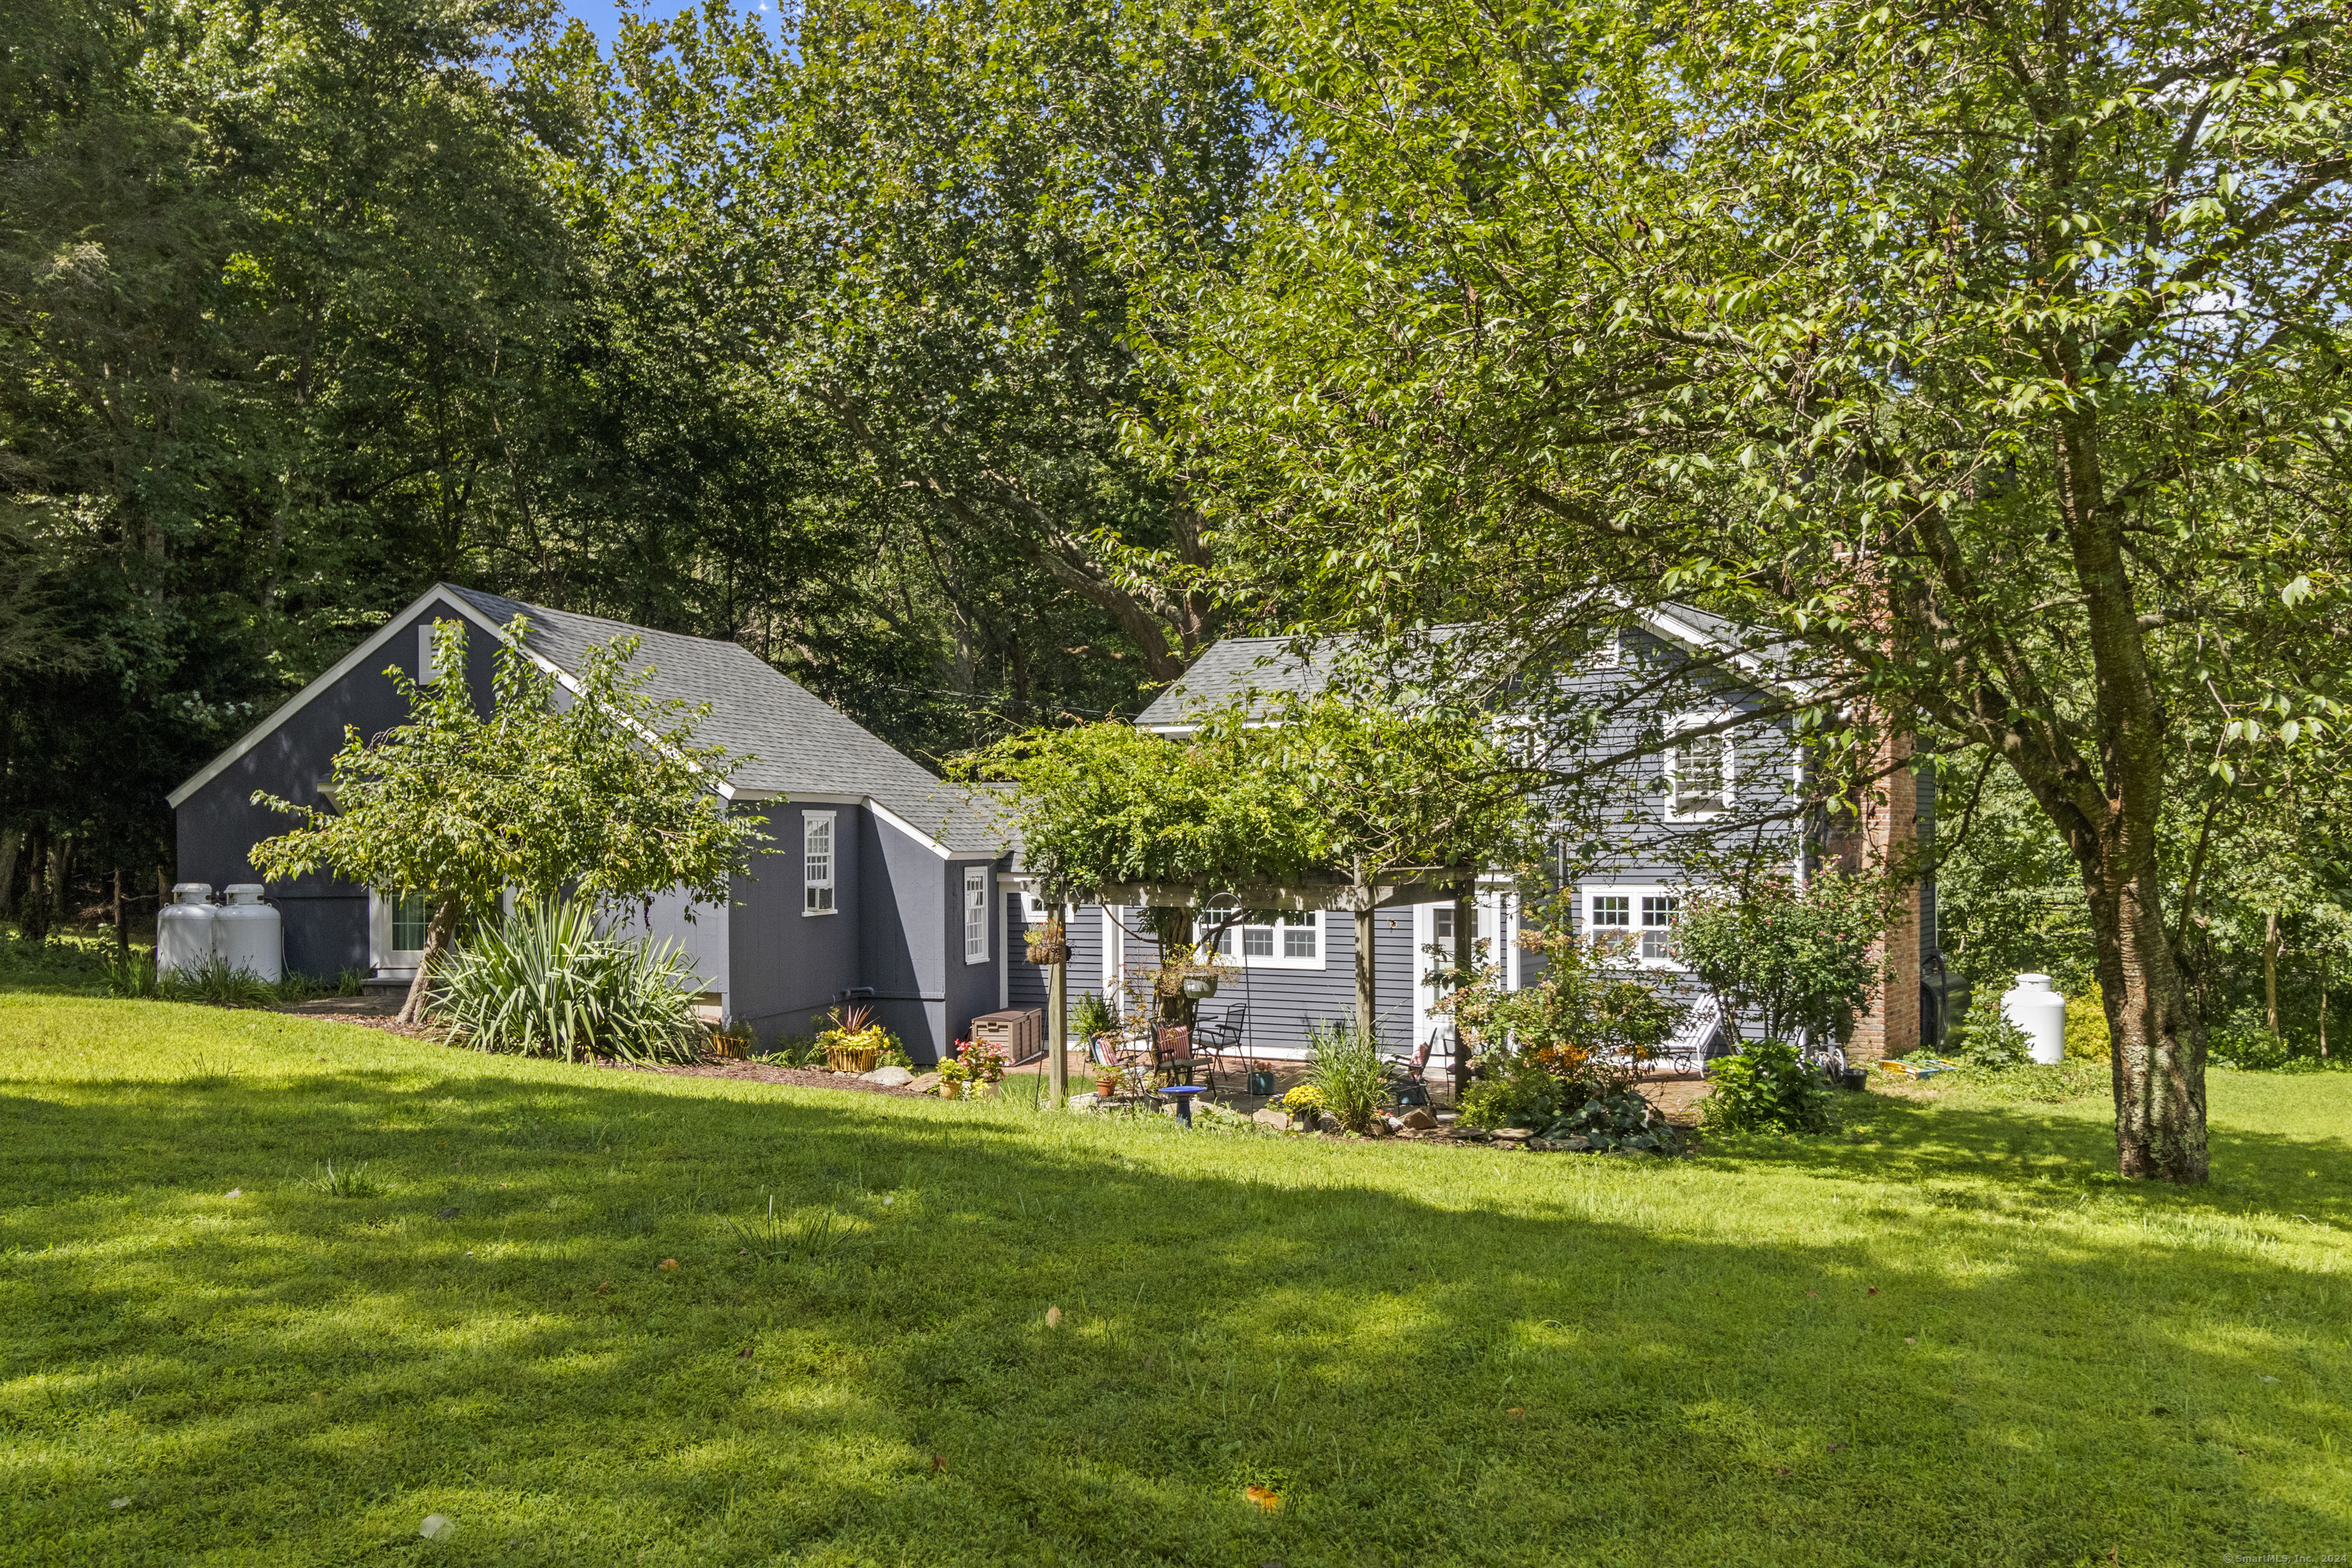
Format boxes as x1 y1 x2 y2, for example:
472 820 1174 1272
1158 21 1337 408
557 0 783 47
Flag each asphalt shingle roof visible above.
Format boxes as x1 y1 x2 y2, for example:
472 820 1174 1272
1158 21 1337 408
1133 636 1357 729
446 586 1004 854
1137 607 1800 724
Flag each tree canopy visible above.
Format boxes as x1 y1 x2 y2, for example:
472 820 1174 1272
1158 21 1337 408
1148 0 2352 1181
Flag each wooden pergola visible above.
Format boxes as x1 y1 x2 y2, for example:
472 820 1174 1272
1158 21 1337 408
1029 867 1482 1107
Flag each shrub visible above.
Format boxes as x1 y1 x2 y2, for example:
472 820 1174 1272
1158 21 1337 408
1449 921 1684 1102
1457 1067 1567 1130
1952 991 2033 1073
2210 1004 2292 1070
1677 874 1883 1044
2064 988 2111 1060
1534 1093 1685 1154
1702 1040 1832 1134
1073 991 1119 1044
433 900 707 1063
1304 1021 1388 1134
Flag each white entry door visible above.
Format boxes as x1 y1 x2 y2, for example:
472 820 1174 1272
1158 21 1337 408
1412 892 1511 1052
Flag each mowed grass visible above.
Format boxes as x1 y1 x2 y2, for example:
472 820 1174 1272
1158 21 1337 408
2 997 2347 1567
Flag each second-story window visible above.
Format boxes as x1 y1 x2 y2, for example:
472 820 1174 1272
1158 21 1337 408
1669 730 1733 817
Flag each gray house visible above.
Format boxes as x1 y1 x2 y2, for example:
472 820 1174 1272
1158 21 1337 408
1002 604 1945 1065
172 586 1942 1070
168 584 1016 1063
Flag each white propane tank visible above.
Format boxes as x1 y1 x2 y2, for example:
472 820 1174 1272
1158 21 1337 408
2001 972 2068 1065
216 884 282 983
158 884 218 978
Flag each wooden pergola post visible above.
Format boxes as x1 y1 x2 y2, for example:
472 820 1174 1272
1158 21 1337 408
1351 858 1376 1044
1047 901 1070 1108
1452 876 1475 1099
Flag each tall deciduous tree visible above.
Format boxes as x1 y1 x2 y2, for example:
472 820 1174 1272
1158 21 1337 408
249 618 766 1022
572 0 1266 684
1158 0 2352 1182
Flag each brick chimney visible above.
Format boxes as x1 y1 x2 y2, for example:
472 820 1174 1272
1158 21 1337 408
1832 728 1921 1063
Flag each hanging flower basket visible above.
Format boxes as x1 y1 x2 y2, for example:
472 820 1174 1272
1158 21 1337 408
1153 960 1224 1001
1026 916 1069 966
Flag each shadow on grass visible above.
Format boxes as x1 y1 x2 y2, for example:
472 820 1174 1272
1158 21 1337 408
1 1063 2347 1567
1699 1080 2352 1227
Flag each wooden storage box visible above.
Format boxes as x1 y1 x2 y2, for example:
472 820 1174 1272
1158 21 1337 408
969 1008 1044 1064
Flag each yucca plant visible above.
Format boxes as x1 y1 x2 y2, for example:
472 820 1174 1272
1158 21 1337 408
433 900 707 1063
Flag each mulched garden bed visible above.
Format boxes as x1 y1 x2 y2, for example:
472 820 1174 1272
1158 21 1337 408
593 1058 928 1096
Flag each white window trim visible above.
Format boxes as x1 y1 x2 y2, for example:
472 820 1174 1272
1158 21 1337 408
1664 714 1736 821
1583 883 1687 971
369 889 427 977
962 865 990 965
1194 906 1327 971
803 810 837 916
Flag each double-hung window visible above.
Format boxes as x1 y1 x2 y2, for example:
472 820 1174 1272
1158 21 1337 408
390 892 431 953
1586 887 1684 966
1196 906 1321 968
803 812 836 914
963 866 989 964
1640 895 1680 960
1668 727 1733 818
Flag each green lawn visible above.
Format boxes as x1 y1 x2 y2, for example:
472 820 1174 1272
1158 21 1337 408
2 995 2347 1566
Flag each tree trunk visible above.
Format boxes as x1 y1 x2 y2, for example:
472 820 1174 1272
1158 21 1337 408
20 828 49 944
113 867 127 958
2050 395 2207 1184
2265 909 2282 1038
0 827 20 919
396 893 466 1027
2077 828 2207 1184
1145 906 1197 1030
